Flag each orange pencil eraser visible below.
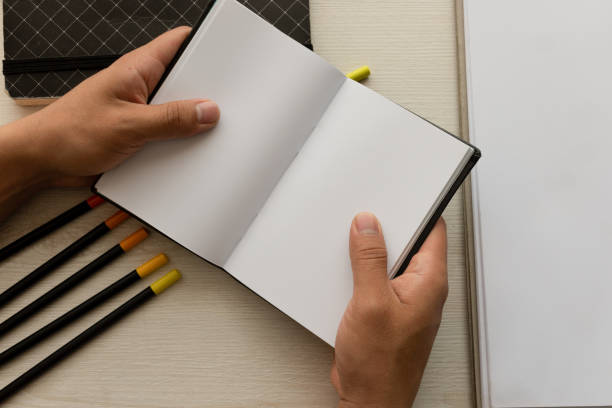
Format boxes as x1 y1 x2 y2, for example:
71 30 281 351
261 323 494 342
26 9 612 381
120 228 148 252
105 210 129 230
86 195 104 209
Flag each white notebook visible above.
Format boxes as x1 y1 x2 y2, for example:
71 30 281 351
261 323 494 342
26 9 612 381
95 0 478 346
463 0 612 406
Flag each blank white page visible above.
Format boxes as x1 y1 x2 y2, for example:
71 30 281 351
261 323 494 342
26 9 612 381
464 1 612 406
226 79 473 346
95 0 344 265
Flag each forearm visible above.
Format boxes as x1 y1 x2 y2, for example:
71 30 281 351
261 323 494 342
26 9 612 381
0 117 50 222
0 28 220 224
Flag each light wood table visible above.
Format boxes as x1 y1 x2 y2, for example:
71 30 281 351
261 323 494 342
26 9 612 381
0 1 474 406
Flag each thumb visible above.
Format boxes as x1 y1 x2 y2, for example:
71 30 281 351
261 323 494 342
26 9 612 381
133 99 220 141
349 212 390 298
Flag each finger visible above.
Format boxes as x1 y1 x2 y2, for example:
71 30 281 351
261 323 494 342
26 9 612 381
131 98 220 141
392 218 448 299
330 354 340 390
117 27 192 94
418 217 447 265
398 217 447 278
138 26 192 68
349 212 390 297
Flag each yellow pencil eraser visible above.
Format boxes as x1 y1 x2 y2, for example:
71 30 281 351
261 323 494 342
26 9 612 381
150 269 181 295
347 65 371 82
136 253 169 278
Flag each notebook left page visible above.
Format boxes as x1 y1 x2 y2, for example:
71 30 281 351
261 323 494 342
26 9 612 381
95 0 345 266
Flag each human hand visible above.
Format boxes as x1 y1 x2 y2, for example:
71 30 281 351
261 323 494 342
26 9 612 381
332 213 448 408
12 26 220 187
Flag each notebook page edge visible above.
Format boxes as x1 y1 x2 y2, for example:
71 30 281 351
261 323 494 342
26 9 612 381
389 147 476 278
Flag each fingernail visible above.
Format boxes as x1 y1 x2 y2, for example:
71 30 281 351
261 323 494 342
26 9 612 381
196 101 220 124
355 212 379 235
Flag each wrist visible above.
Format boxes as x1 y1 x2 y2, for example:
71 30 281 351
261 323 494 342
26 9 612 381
339 400 369 408
338 400 404 408
339 401 371 408
0 116 53 199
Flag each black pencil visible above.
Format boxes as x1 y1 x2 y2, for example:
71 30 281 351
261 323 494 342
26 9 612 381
0 269 181 404
0 210 129 307
0 253 168 366
0 195 104 263
0 228 148 336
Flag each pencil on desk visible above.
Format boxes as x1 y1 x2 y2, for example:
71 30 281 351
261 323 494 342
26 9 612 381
0 253 168 366
0 210 129 307
0 269 181 404
347 65 371 82
0 195 104 263
0 228 148 336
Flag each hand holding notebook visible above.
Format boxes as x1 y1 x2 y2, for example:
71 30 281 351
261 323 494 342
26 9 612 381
95 0 479 345
333 214 449 408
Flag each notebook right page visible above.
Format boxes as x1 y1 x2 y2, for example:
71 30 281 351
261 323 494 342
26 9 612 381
464 1 612 406
225 79 473 346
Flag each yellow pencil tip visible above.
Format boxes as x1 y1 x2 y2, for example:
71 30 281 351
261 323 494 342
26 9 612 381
150 269 181 295
347 65 371 82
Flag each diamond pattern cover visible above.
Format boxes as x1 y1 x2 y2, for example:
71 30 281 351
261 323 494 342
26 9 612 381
3 0 311 98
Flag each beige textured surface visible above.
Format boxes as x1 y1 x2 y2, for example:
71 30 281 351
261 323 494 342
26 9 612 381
0 1 474 406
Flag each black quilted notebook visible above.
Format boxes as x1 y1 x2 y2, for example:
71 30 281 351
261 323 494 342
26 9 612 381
2 0 311 99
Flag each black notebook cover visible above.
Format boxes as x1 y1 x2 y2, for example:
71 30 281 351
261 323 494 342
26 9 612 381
2 0 311 99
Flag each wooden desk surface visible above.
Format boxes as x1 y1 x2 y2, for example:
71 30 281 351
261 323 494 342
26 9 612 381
0 1 474 406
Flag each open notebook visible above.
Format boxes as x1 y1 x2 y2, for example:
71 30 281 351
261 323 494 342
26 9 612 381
460 0 612 406
95 0 479 346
